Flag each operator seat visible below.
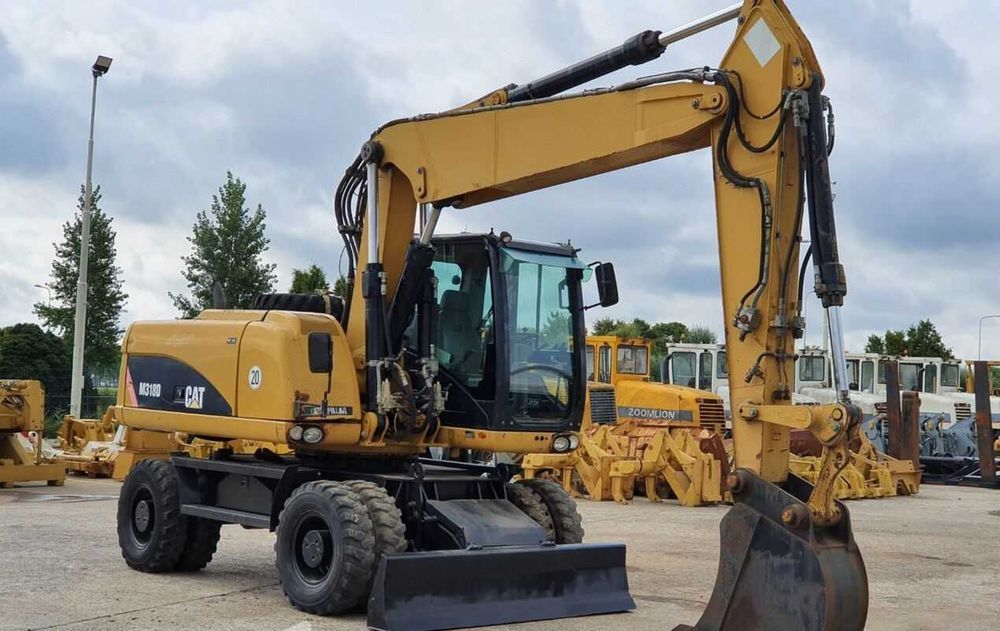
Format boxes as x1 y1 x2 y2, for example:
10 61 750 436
438 290 482 375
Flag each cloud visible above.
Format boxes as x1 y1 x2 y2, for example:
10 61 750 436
1 0 999 362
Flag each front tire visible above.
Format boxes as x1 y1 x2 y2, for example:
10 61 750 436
275 481 376 615
176 517 222 571
522 478 585 544
117 459 188 572
507 482 556 541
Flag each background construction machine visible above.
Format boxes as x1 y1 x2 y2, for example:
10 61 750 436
113 2 868 629
0 380 65 487
523 335 728 505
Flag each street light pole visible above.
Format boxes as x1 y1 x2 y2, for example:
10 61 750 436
69 55 112 419
978 314 1000 361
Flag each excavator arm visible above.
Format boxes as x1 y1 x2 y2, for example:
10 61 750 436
343 1 867 628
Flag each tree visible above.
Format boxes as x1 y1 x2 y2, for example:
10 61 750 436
686 326 717 344
290 265 329 294
333 275 349 297
650 322 688 347
0 324 76 431
541 311 572 347
905 319 953 359
591 317 620 336
864 334 884 355
864 320 952 359
33 185 127 372
171 172 277 317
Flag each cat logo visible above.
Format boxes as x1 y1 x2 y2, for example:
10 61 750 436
184 385 206 410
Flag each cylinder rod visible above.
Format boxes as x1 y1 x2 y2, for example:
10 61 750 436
658 3 742 47
366 162 379 265
826 305 850 403
418 204 442 246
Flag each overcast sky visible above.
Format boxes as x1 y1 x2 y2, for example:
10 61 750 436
1 1 998 359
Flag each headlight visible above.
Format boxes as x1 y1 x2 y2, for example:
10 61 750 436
552 436 571 453
302 426 324 444
568 435 580 450
288 425 304 441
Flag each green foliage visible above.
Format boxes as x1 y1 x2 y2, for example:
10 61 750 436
591 317 618 336
333 275 349 297
864 334 884 354
864 319 953 359
686 325 717 344
0 323 96 434
541 311 572 347
33 185 127 372
290 264 329 294
170 172 277 317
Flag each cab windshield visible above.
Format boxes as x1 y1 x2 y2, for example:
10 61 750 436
501 248 585 423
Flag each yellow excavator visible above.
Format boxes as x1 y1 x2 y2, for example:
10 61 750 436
115 2 868 629
522 335 729 505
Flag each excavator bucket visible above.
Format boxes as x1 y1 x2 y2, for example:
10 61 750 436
677 470 868 631
367 543 634 631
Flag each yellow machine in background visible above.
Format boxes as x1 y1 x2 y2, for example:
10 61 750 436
0 380 66 487
789 428 920 499
523 335 727 505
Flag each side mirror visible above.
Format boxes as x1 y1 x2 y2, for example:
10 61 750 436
308 332 333 373
595 262 618 307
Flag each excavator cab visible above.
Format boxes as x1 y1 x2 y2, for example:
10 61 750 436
413 233 607 436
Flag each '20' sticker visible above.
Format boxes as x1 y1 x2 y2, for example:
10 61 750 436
248 366 263 390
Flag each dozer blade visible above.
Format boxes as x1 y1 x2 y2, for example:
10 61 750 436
367 543 635 631
677 470 868 631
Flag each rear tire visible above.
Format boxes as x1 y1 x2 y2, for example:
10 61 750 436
507 482 556 541
176 517 222 571
117 459 188 572
522 478 584 544
343 480 407 611
275 481 376 615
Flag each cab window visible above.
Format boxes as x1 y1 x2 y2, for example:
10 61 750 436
798 356 825 382
598 345 611 384
861 360 874 392
717 351 728 379
670 352 697 388
616 345 648 375
698 352 713 391
899 363 920 391
846 359 859 390
923 364 937 394
942 364 960 388
586 345 596 382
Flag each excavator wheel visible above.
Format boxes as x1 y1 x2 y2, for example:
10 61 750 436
521 478 584 544
175 517 222 571
341 480 407 610
274 481 376 615
117 459 188 572
506 481 556 541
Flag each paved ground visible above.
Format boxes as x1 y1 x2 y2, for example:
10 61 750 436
1 477 998 630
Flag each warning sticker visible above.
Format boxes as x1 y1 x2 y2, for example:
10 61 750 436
744 18 780 67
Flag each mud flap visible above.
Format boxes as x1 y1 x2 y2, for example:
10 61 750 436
367 543 634 631
676 470 868 631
